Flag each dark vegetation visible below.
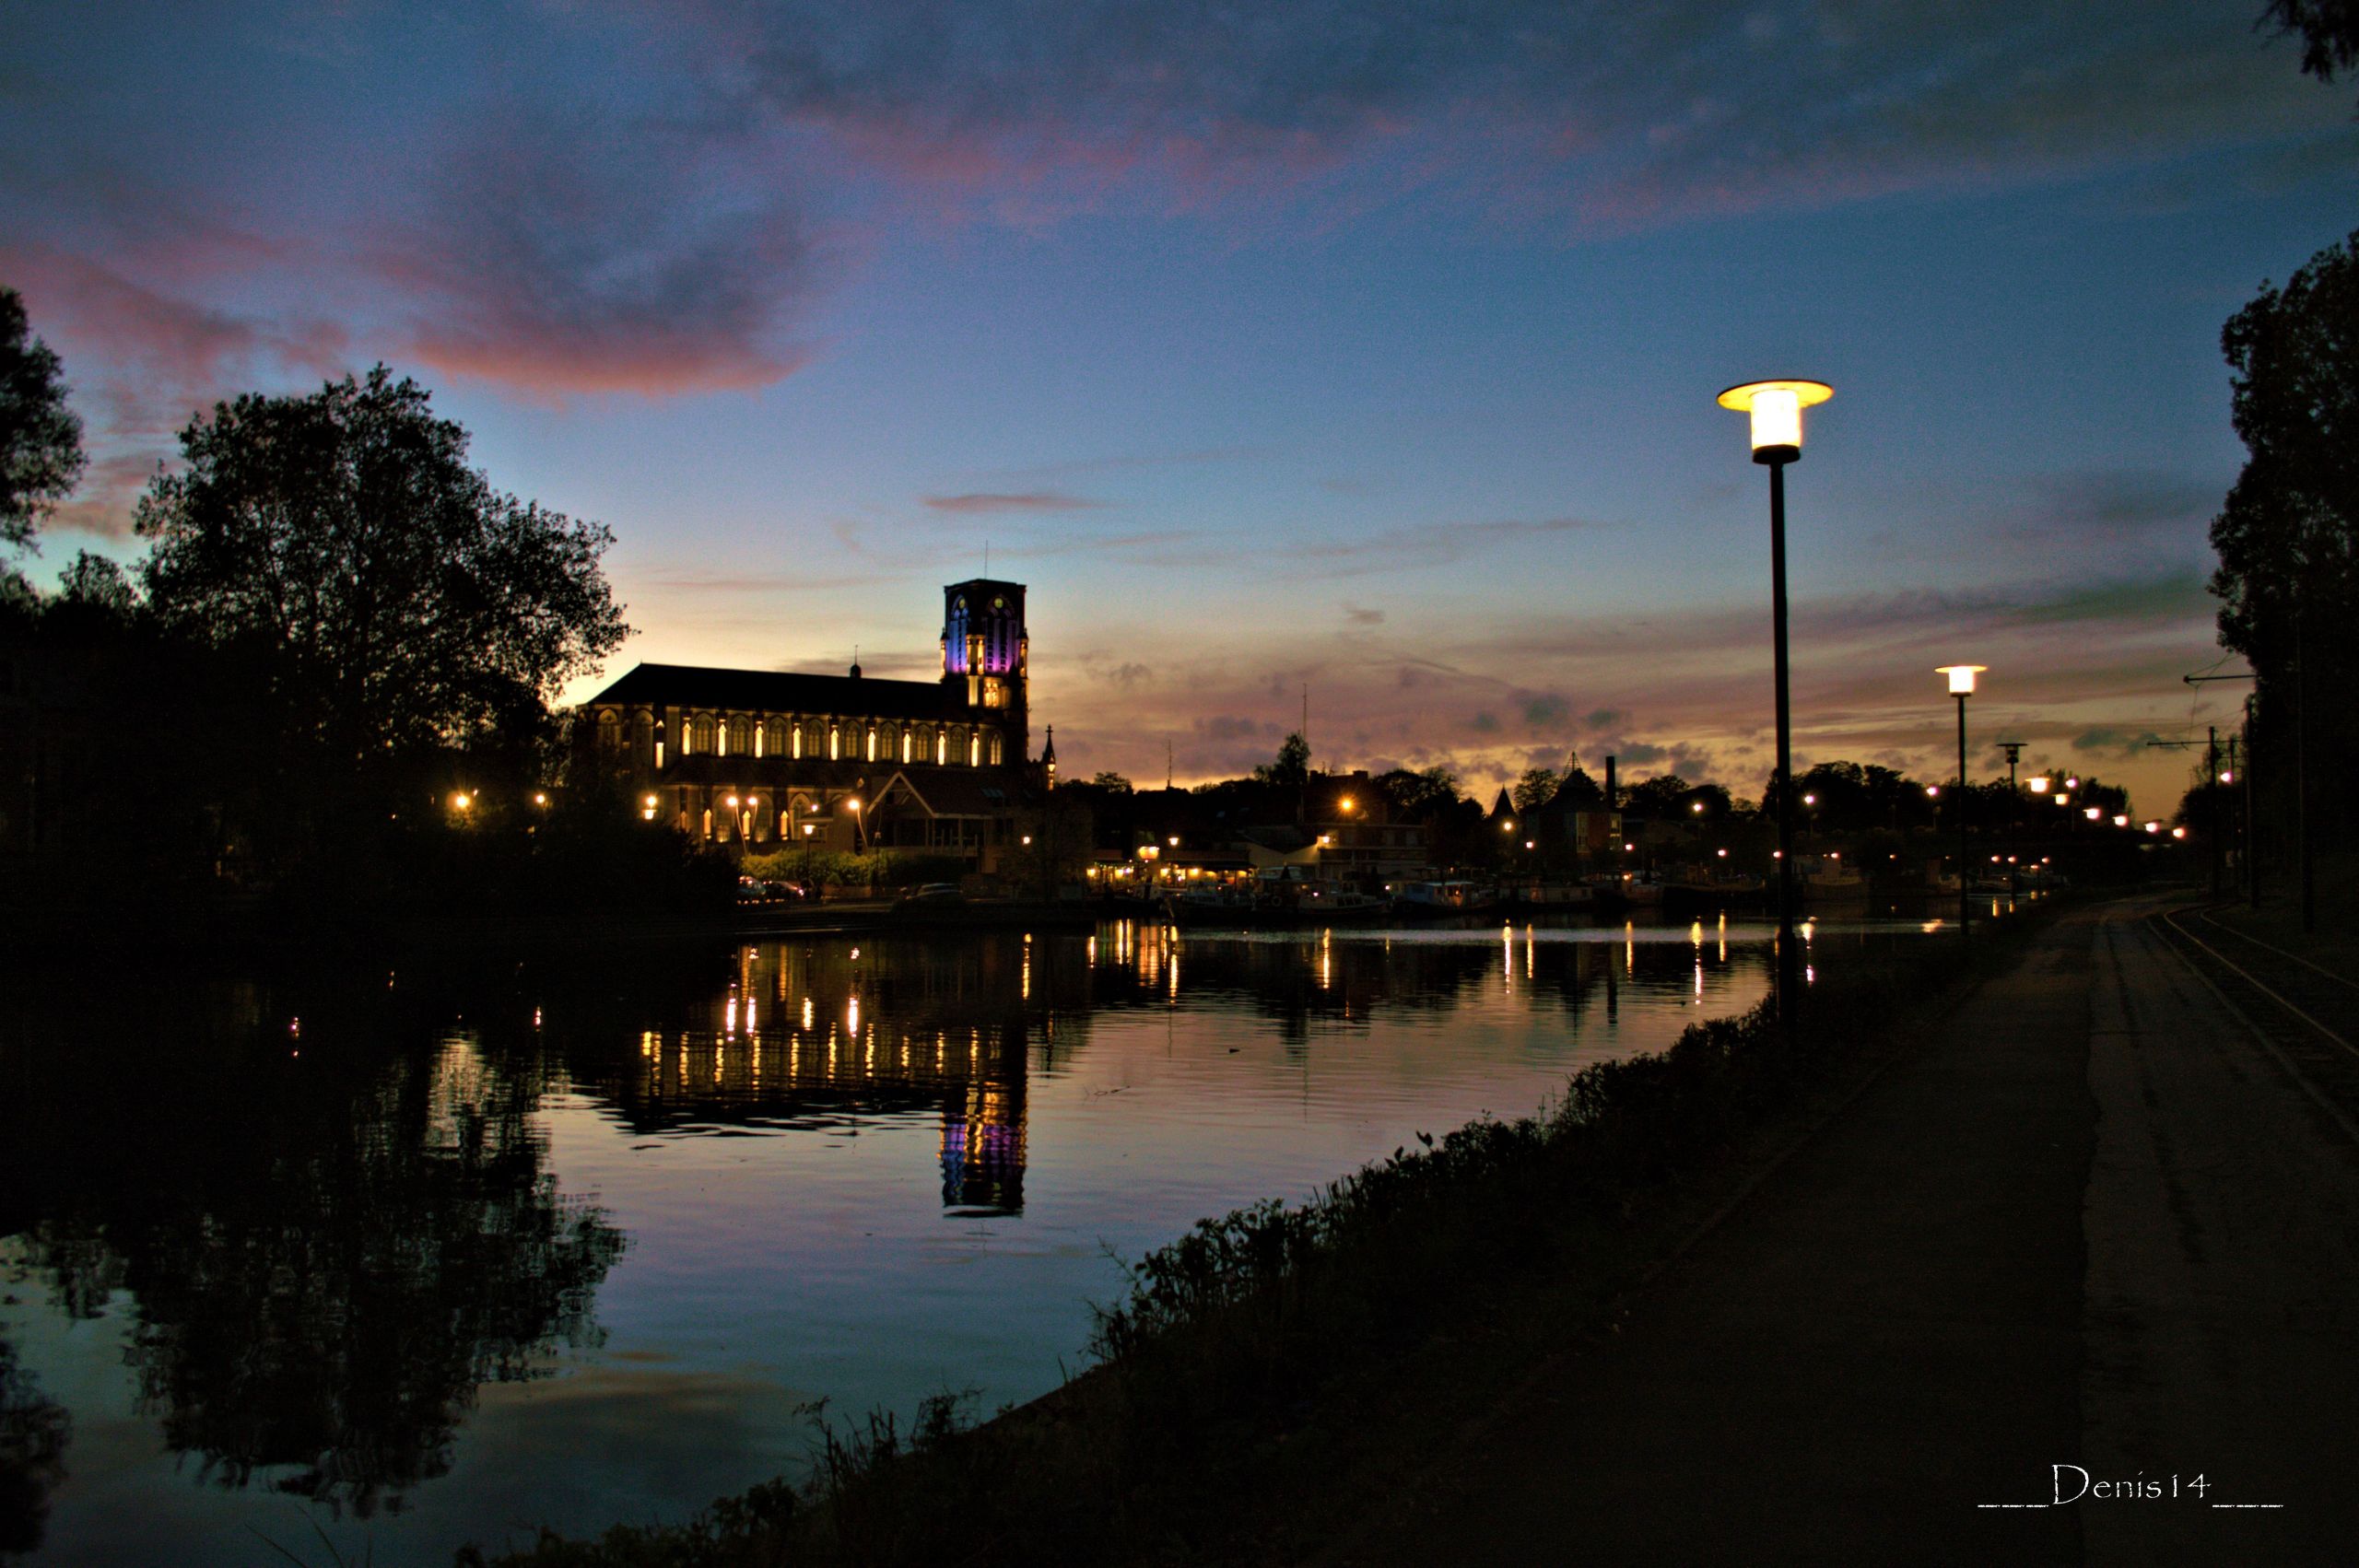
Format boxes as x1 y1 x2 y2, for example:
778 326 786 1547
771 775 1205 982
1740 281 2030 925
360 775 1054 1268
459 911 2038 1567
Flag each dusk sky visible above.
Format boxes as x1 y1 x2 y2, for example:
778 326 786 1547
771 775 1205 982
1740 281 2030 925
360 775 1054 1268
6 1 2355 813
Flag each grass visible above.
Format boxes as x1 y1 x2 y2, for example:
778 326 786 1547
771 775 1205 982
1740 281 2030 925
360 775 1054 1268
463 907 2045 1567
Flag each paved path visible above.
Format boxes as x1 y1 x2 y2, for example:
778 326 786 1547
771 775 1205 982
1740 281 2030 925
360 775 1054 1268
1336 899 2359 1566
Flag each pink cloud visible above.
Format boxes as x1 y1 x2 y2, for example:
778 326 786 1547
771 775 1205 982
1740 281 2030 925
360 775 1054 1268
921 491 1110 513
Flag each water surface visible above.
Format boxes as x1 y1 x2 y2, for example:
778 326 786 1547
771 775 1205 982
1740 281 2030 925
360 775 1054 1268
0 913 1901 1562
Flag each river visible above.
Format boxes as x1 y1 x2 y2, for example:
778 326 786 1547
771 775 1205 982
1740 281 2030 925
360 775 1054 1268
0 912 1909 1563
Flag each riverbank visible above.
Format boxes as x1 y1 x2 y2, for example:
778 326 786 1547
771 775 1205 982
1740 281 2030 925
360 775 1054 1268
460 898 2056 1566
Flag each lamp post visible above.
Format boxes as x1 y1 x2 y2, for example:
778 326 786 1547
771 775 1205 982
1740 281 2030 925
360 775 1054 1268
1996 741 2024 904
1719 378 1832 1029
1936 666 1984 935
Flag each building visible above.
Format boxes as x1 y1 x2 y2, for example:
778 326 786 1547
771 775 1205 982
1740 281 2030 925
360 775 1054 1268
578 579 1038 870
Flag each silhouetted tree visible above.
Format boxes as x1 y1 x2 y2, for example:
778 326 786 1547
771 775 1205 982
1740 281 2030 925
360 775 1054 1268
1510 767 1559 813
1090 770 1133 792
0 286 84 559
1371 766 1459 817
2263 1 2359 102
1620 773 1693 820
136 367 629 783
1252 731 1310 787
2212 229 2359 844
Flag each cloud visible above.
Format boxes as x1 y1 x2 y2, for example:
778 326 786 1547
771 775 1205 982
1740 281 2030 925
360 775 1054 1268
1293 513 1617 577
1192 713 1270 742
1469 710 1500 732
1089 660 1154 687
381 111 820 398
695 1 2341 229
1519 692 1568 727
1342 602 1385 625
1582 707 1626 731
921 490 1110 513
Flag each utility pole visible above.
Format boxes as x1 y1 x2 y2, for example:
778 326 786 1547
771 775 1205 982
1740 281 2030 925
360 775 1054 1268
1997 742 2025 905
2206 727 2221 901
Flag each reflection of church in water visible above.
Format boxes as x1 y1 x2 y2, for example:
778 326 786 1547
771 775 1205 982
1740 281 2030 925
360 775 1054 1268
598 935 1070 1214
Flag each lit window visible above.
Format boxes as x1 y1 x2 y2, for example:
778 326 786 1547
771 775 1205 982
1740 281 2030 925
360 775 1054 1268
989 733 1003 766
792 724 803 760
829 725 840 760
968 732 980 766
935 730 946 766
755 723 766 758
901 731 913 764
866 727 877 762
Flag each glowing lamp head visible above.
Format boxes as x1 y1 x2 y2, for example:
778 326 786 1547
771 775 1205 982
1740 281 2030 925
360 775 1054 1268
2113 814 2129 827
1718 379 1832 463
2054 793 2069 806
2171 826 2187 839
2084 807 2102 821
2028 776 2050 794
452 791 472 810
2219 770 2234 784
2065 777 2081 790
1937 664 1985 696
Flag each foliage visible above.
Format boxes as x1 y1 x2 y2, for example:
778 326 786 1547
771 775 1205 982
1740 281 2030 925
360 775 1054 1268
2264 0 2359 99
1510 766 1559 813
1251 731 1310 787
1371 765 1459 817
2212 229 2359 847
1618 772 1692 819
0 286 85 554
1088 770 1132 791
136 367 629 770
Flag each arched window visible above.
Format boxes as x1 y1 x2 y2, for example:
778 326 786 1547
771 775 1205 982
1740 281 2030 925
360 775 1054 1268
934 729 947 766
989 731 1003 766
754 722 766 758
596 710 621 753
792 722 804 760
829 723 840 761
866 727 877 762
690 714 715 755
900 730 912 764
968 731 980 766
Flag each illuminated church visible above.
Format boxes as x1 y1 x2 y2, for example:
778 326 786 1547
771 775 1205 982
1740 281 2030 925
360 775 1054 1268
579 579 1039 867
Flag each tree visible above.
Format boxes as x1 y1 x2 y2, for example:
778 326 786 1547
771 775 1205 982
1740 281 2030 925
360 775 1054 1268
1372 765 1459 816
1620 773 1693 820
1090 770 1134 792
1511 767 1559 813
2264 1 2359 102
1252 731 1310 787
136 367 628 772
2212 230 2359 847
0 286 85 556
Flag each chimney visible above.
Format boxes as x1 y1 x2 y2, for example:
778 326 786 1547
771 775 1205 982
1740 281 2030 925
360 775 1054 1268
1604 755 1617 809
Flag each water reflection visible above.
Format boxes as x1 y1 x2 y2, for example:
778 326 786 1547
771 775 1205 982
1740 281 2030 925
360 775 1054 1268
0 913 1896 1559
0 996 624 1519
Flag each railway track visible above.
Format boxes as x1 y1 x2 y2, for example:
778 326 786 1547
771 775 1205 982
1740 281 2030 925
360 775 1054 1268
2151 905 2359 1133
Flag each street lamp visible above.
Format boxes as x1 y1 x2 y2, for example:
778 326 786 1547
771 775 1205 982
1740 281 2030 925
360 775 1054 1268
1935 665 1984 935
1996 741 2025 903
1719 377 1832 1029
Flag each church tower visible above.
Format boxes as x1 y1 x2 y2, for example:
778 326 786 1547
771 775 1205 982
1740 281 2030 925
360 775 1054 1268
941 579 1028 762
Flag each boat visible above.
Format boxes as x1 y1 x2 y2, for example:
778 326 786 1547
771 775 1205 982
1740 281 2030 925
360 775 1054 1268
1394 879 1498 917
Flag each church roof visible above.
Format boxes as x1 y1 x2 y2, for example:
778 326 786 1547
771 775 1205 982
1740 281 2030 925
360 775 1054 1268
586 661 973 722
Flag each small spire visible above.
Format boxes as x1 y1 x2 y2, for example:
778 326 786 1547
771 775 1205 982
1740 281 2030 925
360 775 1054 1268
849 642 862 679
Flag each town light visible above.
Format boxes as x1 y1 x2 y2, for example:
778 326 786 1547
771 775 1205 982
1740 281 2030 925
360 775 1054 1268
2219 770 2234 784
2066 777 2081 790
2144 821 2161 834
2172 826 2188 839
1339 796 1356 813
452 791 472 810
1720 379 1831 1030
1691 801 1706 813
1718 379 1833 462
2113 814 2129 827
2029 776 2050 794
2054 792 2069 806
533 791 547 806
1802 793 1816 805
1936 664 1985 696
2084 807 2102 821
1927 785 1941 797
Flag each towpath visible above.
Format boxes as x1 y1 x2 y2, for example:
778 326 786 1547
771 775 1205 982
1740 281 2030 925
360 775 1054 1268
1330 896 2359 1566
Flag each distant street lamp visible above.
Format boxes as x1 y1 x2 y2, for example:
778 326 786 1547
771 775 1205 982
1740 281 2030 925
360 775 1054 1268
1997 741 2025 903
1719 377 1832 1028
1936 665 1985 935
